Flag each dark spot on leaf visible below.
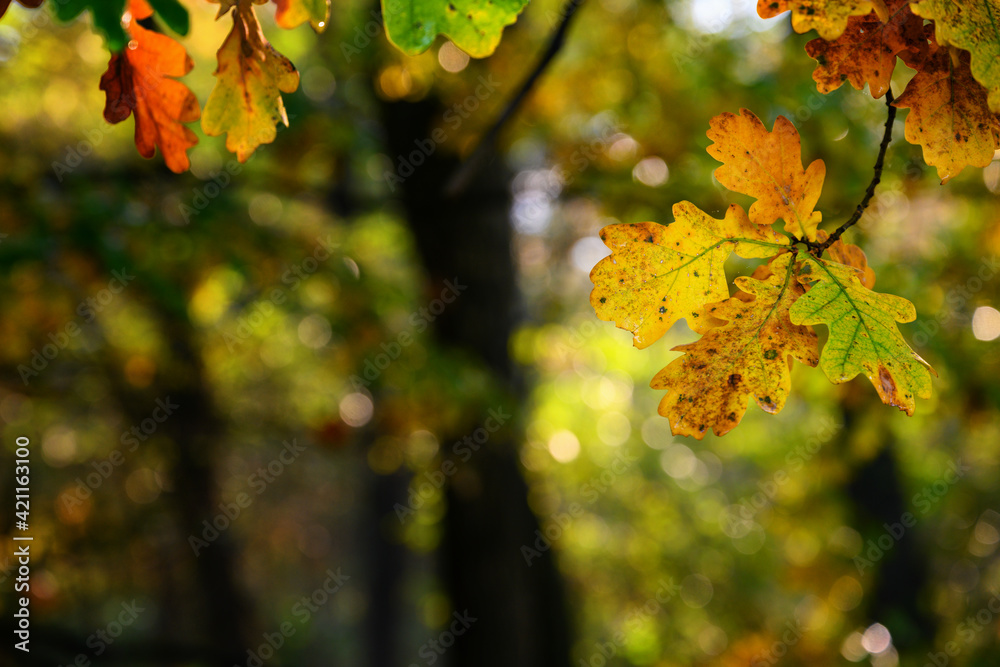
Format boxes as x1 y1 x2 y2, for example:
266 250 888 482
764 349 778 360
728 373 741 387
599 297 606 303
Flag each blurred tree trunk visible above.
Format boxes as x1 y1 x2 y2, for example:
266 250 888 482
371 97 572 667
840 405 936 652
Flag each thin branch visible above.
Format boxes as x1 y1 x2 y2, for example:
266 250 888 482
444 0 586 196
812 89 897 255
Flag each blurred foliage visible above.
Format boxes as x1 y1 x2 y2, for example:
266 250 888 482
1 0 1000 666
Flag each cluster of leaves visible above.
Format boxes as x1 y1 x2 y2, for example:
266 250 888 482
763 0 1000 183
0 0 533 171
590 109 935 439
1 0 330 171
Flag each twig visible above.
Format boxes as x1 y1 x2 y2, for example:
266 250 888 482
444 0 586 197
812 89 896 255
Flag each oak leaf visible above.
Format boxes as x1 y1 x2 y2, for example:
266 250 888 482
201 0 300 162
789 257 935 415
651 254 819 439
805 0 925 98
892 48 1000 183
911 0 1000 112
756 0 874 40
589 202 788 349
98 0 200 173
381 0 530 58
707 109 826 239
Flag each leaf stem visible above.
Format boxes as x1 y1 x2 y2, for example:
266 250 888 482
809 88 896 256
444 0 586 197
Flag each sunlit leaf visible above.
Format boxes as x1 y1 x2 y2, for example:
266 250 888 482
707 108 826 239
892 47 1000 183
381 0 529 58
757 0 874 40
202 0 300 162
589 202 788 349
99 0 199 172
651 253 819 439
911 0 1000 112
805 0 925 99
790 256 935 415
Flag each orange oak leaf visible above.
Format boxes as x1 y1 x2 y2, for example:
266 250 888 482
757 0 874 40
805 0 926 98
707 109 826 239
98 0 200 173
201 0 300 162
651 254 819 439
893 47 1000 183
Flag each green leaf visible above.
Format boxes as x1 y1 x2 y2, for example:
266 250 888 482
789 256 934 415
381 0 530 58
148 0 189 36
54 0 128 51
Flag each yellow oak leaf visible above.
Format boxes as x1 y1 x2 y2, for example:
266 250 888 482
757 0 874 40
589 202 788 349
892 48 1000 183
707 109 826 239
201 0 300 162
911 0 1000 112
651 254 819 439
790 257 935 415
805 0 926 98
